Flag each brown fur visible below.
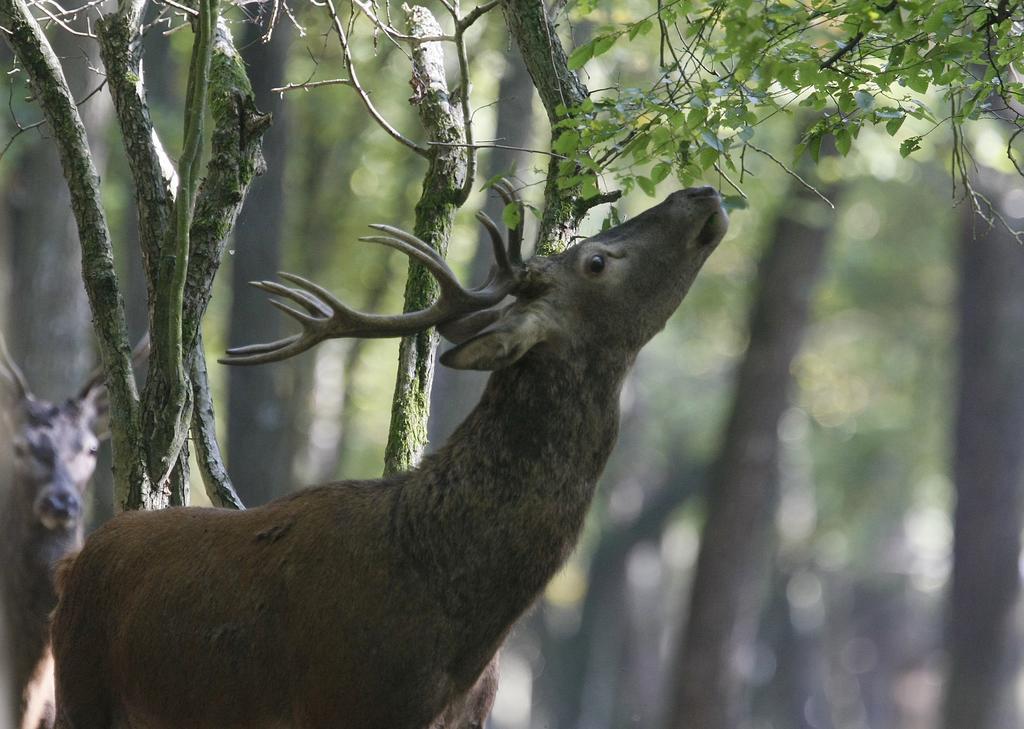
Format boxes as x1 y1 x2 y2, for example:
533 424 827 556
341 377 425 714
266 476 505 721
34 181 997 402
51 188 729 729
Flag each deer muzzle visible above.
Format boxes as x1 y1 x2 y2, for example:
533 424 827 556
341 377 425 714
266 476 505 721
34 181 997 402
34 486 82 531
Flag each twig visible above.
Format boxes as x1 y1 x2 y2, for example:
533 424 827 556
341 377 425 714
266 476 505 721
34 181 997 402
158 0 197 15
322 0 427 155
271 76 350 93
0 116 42 160
429 138 565 158
746 142 835 209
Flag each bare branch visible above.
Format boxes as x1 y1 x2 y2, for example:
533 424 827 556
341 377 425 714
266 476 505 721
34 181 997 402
190 340 244 509
322 0 427 155
745 142 835 209
271 76 350 93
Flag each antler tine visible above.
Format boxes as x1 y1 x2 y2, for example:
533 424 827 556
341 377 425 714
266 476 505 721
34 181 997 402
222 195 534 367
277 272 357 317
492 179 524 264
0 333 30 402
365 225 448 269
359 228 464 297
252 280 332 318
221 336 321 366
76 332 151 400
474 210 513 274
220 274 349 366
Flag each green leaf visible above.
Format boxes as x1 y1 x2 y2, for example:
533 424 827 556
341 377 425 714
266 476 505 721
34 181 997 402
808 134 823 163
628 19 654 40
651 162 671 184
502 201 522 230
905 73 929 94
686 107 707 129
700 130 724 152
885 115 906 135
581 175 600 200
553 130 579 156
568 41 595 70
637 176 657 197
899 136 922 157
835 129 852 156
593 34 617 58
886 44 906 71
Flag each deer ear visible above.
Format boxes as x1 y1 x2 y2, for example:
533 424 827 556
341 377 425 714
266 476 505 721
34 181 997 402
438 307 504 345
79 384 111 441
440 308 550 371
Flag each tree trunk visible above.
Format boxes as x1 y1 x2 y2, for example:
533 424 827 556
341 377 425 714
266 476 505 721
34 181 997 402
665 181 831 729
427 49 536 446
382 6 468 475
4 13 110 399
941 169 1024 729
226 18 292 505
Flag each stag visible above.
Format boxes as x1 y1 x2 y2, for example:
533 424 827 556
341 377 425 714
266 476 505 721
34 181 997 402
51 183 728 729
0 337 145 729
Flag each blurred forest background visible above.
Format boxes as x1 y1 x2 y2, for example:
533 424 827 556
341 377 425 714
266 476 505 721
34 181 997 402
1 0 1023 727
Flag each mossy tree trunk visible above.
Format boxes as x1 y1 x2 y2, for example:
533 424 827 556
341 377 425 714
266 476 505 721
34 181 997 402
2 0 263 511
382 6 468 475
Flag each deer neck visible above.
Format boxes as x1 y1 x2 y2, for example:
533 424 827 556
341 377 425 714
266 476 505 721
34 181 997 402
397 347 630 622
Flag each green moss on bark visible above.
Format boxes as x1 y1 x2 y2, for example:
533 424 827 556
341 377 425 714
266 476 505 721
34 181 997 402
382 5 468 475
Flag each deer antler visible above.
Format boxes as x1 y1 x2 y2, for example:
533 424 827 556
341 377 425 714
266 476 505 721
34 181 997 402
221 181 526 366
0 333 30 402
76 333 152 400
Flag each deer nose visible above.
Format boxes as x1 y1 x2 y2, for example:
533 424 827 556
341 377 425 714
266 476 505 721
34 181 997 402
37 490 82 527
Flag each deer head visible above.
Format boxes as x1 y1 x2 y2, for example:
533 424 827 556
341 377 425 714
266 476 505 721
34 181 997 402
221 182 727 374
0 336 148 533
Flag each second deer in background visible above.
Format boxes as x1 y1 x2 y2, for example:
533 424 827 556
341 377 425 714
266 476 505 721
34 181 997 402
0 336 146 729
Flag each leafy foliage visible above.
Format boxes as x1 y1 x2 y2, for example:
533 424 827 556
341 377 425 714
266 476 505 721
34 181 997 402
557 0 1024 198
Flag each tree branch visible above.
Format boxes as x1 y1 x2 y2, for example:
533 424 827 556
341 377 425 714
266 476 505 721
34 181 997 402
382 4 468 475
190 338 244 509
322 0 428 156
138 0 219 503
500 0 589 254
182 19 271 353
0 0 148 505
96 0 174 289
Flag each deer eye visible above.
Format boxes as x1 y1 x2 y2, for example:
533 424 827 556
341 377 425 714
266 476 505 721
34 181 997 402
587 254 606 275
